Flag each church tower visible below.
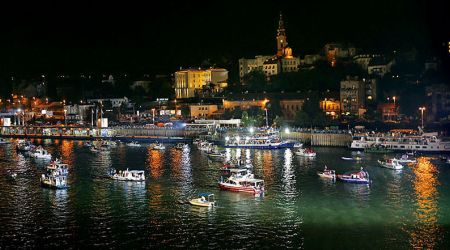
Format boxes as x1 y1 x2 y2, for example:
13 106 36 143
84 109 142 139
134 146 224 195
276 12 288 57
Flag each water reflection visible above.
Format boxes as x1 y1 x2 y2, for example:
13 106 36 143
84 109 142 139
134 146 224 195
147 148 164 178
281 149 296 200
409 157 441 249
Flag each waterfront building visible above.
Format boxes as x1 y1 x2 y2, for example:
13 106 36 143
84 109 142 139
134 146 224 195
222 99 268 111
175 68 228 99
239 12 300 83
320 98 341 118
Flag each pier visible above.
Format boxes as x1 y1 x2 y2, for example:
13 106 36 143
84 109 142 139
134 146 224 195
281 131 352 147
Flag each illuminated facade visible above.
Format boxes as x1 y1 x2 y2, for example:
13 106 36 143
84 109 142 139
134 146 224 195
320 98 341 118
340 77 365 115
239 12 300 83
189 104 219 118
175 68 228 99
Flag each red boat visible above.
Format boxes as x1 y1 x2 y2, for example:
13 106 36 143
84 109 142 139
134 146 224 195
218 176 264 194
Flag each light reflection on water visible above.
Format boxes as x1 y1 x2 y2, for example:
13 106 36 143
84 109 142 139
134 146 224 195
0 139 449 248
408 157 441 249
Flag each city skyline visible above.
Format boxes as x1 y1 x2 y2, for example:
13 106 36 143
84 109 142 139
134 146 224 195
0 0 449 75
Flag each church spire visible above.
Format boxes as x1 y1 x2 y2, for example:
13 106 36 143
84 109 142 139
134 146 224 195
276 11 288 57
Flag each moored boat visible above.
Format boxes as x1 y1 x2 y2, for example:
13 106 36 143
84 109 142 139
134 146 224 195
337 168 370 184
31 146 52 159
152 143 166 150
395 154 417 164
293 142 303 148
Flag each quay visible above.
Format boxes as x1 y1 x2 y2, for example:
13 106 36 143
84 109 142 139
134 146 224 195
281 131 353 147
0 125 209 143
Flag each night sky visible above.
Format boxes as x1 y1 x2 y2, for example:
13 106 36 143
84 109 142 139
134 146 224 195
0 0 448 75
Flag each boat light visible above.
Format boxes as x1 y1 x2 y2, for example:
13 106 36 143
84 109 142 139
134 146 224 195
225 136 230 141
249 127 255 133
285 128 290 134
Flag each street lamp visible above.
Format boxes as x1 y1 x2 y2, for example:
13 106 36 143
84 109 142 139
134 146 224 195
265 108 269 128
64 109 67 126
419 107 426 128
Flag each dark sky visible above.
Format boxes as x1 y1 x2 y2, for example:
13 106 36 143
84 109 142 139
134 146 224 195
0 0 448 75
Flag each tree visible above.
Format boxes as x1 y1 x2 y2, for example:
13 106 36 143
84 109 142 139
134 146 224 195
294 111 311 127
242 70 266 92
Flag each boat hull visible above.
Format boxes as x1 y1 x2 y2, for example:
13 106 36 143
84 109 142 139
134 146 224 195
225 142 295 149
337 176 369 184
218 183 261 194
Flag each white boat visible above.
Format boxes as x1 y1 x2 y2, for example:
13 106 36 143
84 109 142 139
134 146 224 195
317 166 336 179
293 142 303 148
111 168 146 181
189 193 216 207
126 141 141 147
337 168 370 184
341 156 362 161
378 159 403 170
31 147 52 159
395 154 417 164
41 174 68 189
46 162 69 176
152 143 165 150
295 148 316 157
224 132 294 149
351 131 450 152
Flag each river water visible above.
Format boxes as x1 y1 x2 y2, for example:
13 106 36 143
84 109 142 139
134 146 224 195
0 139 449 249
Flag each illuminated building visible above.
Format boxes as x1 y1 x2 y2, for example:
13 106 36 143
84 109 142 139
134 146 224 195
320 98 341 118
174 68 228 99
279 99 304 121
189 104 219 119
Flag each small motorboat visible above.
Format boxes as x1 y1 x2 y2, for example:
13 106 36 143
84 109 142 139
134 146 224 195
378 159 403 170
395 154 417 164
0 138 10 144
111 168 146 181
295 148 316 157
317 166 336 179
293 142 303 148
341 156 362 161
84 141 94 147
16 141 35 152
406 151 416 156
152 143 165 150
31 147 52 160
126 141 141 147
337 168 370 184
189 193 216 207
41 174 68 189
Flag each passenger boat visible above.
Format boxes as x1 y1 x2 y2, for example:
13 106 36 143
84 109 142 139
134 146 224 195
364 145 393 154
126 141 141 147
221 168 254 179
218 175 264 194
394 154 417 164
317 166 336 179
337 168 370 184
377 159 403 170
31 147 52 159
224 130 294 149
110 168 146 181
295 148 316 157
189 193 216 207
41 174 68 189
351 131 450 152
